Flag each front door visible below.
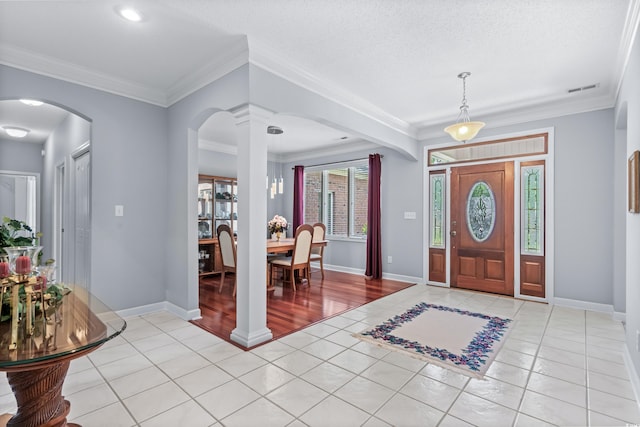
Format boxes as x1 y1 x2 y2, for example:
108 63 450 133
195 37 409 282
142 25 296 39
450 162 514 296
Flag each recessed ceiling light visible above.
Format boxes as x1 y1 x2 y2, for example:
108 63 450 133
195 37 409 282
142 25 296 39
19 99 44 107
117 7 143 22
2 127 30 138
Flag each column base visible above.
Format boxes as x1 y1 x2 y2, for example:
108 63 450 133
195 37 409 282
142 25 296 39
230 327 273 348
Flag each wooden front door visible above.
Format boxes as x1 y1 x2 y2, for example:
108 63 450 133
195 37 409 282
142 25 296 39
450 162 514 296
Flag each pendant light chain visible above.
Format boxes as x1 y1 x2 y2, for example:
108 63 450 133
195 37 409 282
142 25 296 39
458 72 470 122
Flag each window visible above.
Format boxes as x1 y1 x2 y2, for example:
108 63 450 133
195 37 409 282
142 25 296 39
428 134 548 166
304 162 368 238
429 173 445 248
521 164 544 255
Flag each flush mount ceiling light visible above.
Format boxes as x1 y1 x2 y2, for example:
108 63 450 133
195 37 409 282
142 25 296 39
444 72 485 143
19 99 43 107
2 127 30 138
117 6 143 22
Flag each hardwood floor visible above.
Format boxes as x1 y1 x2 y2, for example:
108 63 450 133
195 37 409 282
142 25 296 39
191 269 415 348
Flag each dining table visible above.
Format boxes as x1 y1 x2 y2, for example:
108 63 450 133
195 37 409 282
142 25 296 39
0 284 126 427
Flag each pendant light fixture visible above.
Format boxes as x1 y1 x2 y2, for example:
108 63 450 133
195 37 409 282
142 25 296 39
267 125 284 198
444 72 485 143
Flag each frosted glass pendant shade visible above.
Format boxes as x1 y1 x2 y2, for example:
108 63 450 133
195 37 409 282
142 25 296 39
444 121 485 142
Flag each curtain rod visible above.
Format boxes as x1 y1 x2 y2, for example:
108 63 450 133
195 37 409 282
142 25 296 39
291 154 383 170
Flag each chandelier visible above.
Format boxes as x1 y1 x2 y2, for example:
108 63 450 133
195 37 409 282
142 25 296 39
444 72 485 143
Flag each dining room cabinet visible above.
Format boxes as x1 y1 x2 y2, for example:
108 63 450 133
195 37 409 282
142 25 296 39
198 174 237 276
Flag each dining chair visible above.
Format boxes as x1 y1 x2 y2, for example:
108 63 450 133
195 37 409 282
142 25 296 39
309 222 326 279
217 224 237 297
269 224 313 292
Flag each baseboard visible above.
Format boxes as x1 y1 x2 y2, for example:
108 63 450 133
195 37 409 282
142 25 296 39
116 301 201 321
623 345 640 407
553 297 614 314
613 311 627 323
321 264 420 284
381 272 422 284
323 263 363 275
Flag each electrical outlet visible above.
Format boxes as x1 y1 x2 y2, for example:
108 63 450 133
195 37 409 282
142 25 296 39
387 256 392 264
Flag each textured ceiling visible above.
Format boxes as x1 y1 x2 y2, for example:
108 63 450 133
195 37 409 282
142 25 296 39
0 0 638 154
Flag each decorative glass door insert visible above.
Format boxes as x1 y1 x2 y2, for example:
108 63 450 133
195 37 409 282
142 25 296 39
466 181 496 242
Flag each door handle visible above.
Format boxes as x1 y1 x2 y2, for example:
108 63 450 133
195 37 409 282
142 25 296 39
450 230 457 237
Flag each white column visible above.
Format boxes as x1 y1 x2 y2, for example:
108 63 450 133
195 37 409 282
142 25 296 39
230 105 273 347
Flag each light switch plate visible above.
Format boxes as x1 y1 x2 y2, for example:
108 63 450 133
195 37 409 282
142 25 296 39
115 205 124 217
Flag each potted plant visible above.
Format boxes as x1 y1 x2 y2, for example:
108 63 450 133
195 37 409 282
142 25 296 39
0 217 43 265
0 217 41 248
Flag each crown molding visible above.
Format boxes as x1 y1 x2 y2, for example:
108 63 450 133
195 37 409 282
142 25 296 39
0 43 168 106
277 139 378 163
247 40 417 140
230 103 277 125
417 91 616 141
166 38 249 106
614 0 640 99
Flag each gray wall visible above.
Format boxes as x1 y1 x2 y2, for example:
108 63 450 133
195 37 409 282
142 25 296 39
40 112 90 261
0 61 627 330
165 64 249 312
422 110 615 305
1 64 169 310
280 147 423 278
0 137 43 173
198 149 237 178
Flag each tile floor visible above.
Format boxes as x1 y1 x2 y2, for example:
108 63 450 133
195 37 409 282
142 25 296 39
1 284 639 426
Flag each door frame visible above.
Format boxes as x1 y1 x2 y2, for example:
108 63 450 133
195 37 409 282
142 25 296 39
54 161 65 283
423 127 555 303
69 141 91 290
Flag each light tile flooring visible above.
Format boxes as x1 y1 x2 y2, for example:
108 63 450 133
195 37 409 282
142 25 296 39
1 285 639 426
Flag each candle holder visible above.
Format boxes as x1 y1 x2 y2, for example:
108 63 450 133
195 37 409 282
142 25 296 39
1 246 46 349
3 246 42 277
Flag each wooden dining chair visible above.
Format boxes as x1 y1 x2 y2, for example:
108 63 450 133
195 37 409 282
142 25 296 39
269 224 313 292
217 224 237 297
309 222 326 279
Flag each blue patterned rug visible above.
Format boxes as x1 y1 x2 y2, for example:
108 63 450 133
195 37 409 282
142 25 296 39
355 302 513 378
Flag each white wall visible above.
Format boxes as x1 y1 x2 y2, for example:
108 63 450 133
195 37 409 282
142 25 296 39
616 20 640 380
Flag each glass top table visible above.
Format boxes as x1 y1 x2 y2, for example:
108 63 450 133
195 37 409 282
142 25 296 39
0 284 126 426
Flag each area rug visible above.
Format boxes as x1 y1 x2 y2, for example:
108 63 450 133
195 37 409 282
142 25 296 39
355 302 513 379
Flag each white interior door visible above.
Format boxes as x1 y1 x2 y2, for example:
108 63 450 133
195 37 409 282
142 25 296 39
71 150 91 289
55 163 65 283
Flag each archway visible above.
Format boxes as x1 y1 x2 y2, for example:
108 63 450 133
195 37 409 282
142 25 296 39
0 98 92 286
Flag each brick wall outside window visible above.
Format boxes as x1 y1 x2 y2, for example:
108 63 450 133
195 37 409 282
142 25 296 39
303 166 368 238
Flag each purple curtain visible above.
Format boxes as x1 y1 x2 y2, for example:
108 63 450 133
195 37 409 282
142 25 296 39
292 165 304 232
365 154 382 279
